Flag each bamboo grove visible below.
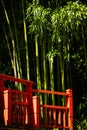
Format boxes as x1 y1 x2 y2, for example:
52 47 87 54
0 0 87 129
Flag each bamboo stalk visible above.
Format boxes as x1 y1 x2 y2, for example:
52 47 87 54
22 0 30 80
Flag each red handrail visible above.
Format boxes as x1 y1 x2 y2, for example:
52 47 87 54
0 74 33 85
33 88 68 96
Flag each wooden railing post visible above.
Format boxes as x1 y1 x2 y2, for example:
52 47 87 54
26 81 34 100
0 76 4 124
4 90 12 125
31 96 40 128
26 81 34 125
66 89 73 130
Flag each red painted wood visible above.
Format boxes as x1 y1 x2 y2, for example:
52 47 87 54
0 74 34 85
33 88 68 96
48 108 52 125
58 109 62 125
66 89 73 130
31 96 40 128
0 74 73 130
53 108 56 126
0 74 34 126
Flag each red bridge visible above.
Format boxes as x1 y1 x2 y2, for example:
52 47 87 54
0 74 73 130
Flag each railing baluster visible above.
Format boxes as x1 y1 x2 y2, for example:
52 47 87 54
14 93 16 124
44 107 46 126
58 109 61 125
63 110 66 127
54 108 56 126
48 108 51 125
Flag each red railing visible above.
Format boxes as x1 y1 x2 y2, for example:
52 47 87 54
0 74 73 130
0 74 34 127
32 89 73 130
3 90 30 126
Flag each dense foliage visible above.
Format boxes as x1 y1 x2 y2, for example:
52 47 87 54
0 0 87 129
